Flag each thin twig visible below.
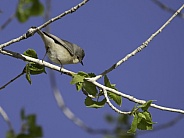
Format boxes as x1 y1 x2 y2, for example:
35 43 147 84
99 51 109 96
152 0 184 18
93 4 184 81
0 13 15 31
103 89 131 115
0 68 25 90
86 79 184 114
0 0 89 49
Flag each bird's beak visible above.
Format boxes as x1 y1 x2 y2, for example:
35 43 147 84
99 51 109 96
80 61 84 66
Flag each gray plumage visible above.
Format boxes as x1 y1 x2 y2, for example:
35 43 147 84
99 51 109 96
36 30 85 65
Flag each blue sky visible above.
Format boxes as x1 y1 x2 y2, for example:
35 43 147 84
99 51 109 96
0 0 184 138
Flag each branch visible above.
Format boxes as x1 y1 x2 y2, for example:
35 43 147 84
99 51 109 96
0 68 25 90
152 0 184 18
0 106 14 131
0 13 15 31
103 89 131 115
0 49 75 75
49 70 116 135
0 0 89 49
93 4 184 81
86 78 184 114
84 4 184 114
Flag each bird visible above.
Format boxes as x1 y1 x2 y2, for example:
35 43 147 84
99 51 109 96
36 29 85 67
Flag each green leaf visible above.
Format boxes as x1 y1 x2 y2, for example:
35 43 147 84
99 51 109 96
104 75 122 106
29 126 42 137
127 113 138 134
71 72 91 91
23 49 38 59
30 0 44 16
137 111 155 130
28 63 46 75
75 82 83 91
27 114 36 127
143 111 155 124
85 97 106 108
130 104 139 115
25 65 31 84
70 74 85 91
138 100 153 111
82 80 98 96
77 71 89 77
107 92 122 106
70 74 85 85
16 0 44 23
23 49 46 76
87 73 96 77
6 130 15 138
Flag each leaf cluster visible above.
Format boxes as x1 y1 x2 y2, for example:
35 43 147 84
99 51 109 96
6 109 42 138
128 100 156 134
70 72 122 108
23 49 46 84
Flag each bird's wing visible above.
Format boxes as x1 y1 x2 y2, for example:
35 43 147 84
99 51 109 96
43 31 74 56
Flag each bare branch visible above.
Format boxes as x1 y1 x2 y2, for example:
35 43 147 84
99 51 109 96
0 0 89 49
86 79 184 114
94 4 184 81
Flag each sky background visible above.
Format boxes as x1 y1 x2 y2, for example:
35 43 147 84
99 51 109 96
0 0 184 138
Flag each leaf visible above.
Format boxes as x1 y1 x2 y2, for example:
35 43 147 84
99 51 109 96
30 0 44 16
87 73 96 77
138 100 153 111
85 97 106 108
70 74 85 85
23 49 38 59
137 111 155 130
107 92 122 106
127 113 138 134
24 49 46 75
75 82 83 91
6 130 15 138
77 71 89 77
27 114 36 127
16 0 44 23
29 126 42 137
82 80 98 96
28 63 46 75
25 65 31 84
104 75 122 106
70 72 91 91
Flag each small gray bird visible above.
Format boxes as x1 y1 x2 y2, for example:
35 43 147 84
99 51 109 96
36 29 85 66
